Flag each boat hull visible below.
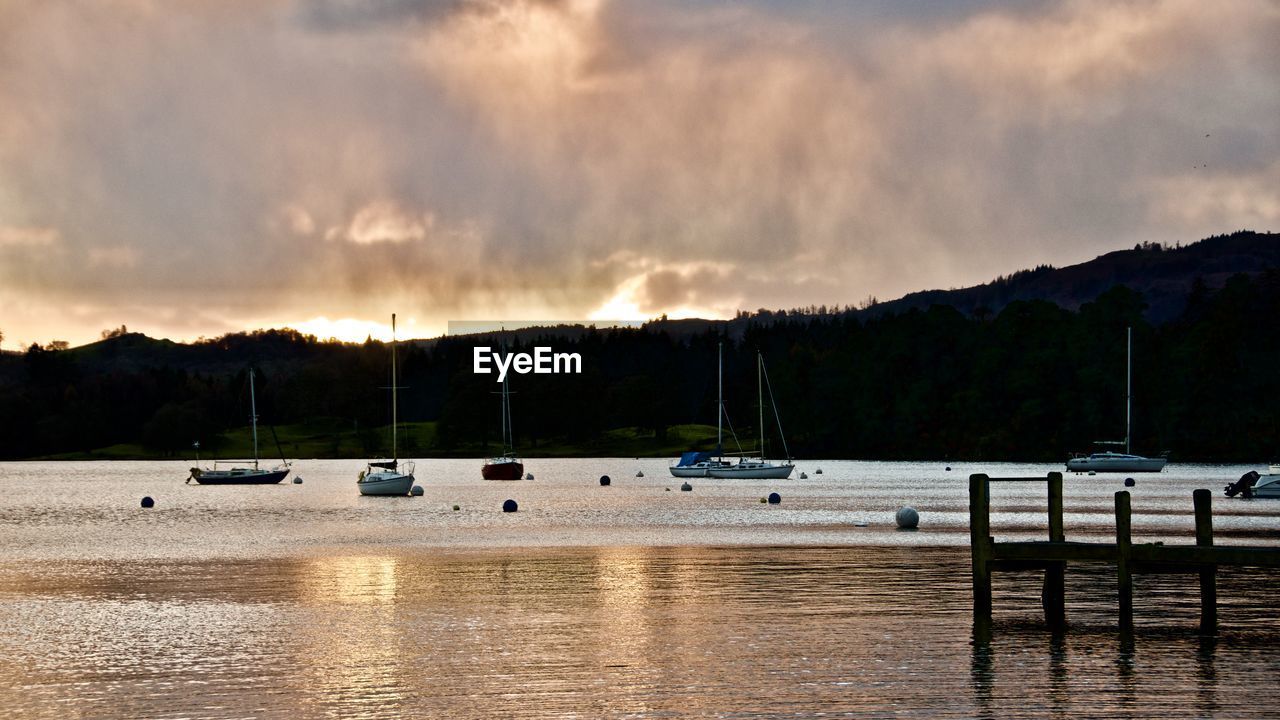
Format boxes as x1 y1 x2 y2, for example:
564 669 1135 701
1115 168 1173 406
708 463 795 479
1252 476 1280 498
1065 456 1167 473
358 472 415 496
192 468 290 485
482 460 524 480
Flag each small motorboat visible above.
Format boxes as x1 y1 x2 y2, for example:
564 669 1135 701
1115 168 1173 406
1225 467 1280 498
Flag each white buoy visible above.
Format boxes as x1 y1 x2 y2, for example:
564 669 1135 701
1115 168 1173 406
410 485 424 496
895 506 919 529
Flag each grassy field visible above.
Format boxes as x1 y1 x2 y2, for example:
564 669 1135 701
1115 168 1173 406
45 422 722 460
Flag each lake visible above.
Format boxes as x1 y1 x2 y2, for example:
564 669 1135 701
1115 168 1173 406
1 459 1278 717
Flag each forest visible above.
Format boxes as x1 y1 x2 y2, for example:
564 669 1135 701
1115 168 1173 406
1 270 1277 462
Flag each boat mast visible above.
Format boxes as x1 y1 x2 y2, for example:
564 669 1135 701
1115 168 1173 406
503 371 513 456
391 313 398 463
1125 325 1132 455
717 342 723 456
758 353 765 459
249 368 259 470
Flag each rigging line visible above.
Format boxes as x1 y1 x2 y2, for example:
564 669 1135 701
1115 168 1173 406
269 424 290 467
760 356 790 460
721 404 746 456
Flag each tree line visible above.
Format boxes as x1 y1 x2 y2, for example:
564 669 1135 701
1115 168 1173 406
0 271 1276 461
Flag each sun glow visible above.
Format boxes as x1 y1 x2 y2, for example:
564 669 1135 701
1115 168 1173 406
290 316 425 343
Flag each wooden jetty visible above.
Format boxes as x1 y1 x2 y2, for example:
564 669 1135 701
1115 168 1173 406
970 472 1280 637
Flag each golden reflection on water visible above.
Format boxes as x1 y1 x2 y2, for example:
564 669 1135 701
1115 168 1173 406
2 548 1280 718
301 555 404 605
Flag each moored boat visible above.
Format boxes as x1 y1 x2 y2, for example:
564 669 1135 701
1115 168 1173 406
357 314 416 496
1065 452 1167 473
188 367 291 485
482 456 524 480
482 360 524 480
706 350 794 480
1225 467 1280 498
1066 327 1167 474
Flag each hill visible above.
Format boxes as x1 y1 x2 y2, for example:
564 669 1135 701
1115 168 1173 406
855 230 1279 324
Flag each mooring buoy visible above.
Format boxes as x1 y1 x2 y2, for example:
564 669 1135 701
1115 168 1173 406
503 499 518 513
453 504 460 511
800 472 808 479
600 475 611 486
680 482 693 492
636 470 644 477
815 468 823 475
768 492 781 504
293 476 303 484
140 496 155 509
411 485 424 496
525 473 534 480
1124 477 1136 487
896 506 919 529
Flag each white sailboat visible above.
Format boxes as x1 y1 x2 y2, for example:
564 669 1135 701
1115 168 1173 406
669 343 733 478
1066 327 1167 473
358 313 416 496
187 368 291 484
709 352 795 479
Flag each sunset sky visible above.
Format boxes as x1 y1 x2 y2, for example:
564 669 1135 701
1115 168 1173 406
0 0 1276 348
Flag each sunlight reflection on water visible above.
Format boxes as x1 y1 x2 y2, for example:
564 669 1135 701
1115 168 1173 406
1 460 1278 717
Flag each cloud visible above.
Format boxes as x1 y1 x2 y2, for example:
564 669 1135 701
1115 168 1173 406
0 226 59 247
330 200 433 245
0 0 1275 347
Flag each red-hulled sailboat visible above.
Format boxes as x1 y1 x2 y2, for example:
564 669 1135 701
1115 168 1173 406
482 367 524 480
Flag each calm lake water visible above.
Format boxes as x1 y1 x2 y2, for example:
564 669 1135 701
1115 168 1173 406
2 459 1279 717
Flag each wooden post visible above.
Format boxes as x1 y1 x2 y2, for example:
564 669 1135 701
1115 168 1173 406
970 474 992 636
1194 489 1217 635
1042 471 1066 630
1115 491 1133 630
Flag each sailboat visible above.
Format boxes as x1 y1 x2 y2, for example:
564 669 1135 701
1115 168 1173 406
708 351 794 479
482 361 523 480
1066 326 1168 473
670 342 732 478
188 368 291 484
357 314 416 496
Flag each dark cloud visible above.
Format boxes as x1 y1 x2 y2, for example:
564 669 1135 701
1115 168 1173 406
0 0 1275 347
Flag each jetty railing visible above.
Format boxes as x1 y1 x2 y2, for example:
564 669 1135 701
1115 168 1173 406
970 472 1280 637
